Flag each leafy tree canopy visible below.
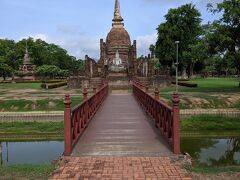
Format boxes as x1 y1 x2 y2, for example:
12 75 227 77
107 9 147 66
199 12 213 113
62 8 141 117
207 0 240 73
155 3 202 77
0 37 84 75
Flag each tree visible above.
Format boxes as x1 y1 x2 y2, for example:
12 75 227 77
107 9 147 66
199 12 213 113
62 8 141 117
0 37 84 76
0 39 18 69
0 57 13 80
36 65 60 79
207 0 240 75
36 65 70 79
155 3 202 78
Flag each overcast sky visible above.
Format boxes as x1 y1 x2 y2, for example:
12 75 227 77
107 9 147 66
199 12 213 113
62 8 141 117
0 0 223 59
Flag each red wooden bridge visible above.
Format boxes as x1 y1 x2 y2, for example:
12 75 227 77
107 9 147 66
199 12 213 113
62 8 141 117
64 81 180 157
51 82 191 179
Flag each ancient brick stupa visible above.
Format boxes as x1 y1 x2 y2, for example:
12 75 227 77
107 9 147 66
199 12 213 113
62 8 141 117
98 0 137 78
69 0 157 88
18 43 36 81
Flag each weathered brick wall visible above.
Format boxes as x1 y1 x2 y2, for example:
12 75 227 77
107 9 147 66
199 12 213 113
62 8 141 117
0 111 63 122
0 109 239 122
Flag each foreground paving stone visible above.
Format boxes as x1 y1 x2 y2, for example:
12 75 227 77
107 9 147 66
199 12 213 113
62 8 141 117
50 156 191 180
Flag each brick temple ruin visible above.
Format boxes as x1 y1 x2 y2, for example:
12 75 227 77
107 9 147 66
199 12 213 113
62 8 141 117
15 42 36 81
69 0 171 88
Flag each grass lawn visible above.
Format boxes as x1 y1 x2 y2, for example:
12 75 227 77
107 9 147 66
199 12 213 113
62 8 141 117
0 97 82 112
154 78 240 109
155 78 240 93
0 83 42 90
0 164 54 180
188 78 240 92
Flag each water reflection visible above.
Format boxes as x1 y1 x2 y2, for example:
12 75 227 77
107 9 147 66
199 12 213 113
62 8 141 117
181 137 240 166
0 141 63 165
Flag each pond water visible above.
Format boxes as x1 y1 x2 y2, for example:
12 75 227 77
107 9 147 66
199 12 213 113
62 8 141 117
181 137 240 166
1 138 239 166
0 141 63 166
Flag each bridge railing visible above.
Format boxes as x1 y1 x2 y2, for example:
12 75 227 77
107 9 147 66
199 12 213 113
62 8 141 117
132 81 180 154
64 83 109 156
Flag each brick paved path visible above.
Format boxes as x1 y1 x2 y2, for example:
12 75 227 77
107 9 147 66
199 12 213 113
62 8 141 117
51 156 191 180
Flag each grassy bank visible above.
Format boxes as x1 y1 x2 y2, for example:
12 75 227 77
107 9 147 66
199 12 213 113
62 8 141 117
0 97 82 112
1 115 240 140
0 122 63 141
185 164 240 174
0 164 54 180
181 115 240 131
181 115 240 137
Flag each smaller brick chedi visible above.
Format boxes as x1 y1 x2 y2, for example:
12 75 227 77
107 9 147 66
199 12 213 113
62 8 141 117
18 42 36 81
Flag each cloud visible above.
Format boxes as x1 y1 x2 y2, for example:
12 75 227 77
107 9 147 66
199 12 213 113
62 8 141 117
57 25 84 35
136 33 157 56
17 32 157 59
54 35 100 59
19 33 48 42
19 33 100 59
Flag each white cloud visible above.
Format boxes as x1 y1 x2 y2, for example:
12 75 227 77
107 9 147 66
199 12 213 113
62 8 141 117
136 33 157 57
32 34 48 41
18 33 100 59
19 33 48 42
53 35 100 59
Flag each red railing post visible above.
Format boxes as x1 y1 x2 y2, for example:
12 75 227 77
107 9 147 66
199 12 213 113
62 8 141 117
64 94 72 156
83 88 88 100
154 85 159 100
93 85 97 94
145 85 149 94
154 85 159 127
172 93 180 154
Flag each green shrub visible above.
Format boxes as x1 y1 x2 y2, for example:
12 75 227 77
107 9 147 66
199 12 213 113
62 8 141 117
172 81 198 87
41 82 67 89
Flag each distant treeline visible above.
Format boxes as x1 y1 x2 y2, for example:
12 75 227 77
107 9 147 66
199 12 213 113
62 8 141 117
152 0 240 78
0 37 84 79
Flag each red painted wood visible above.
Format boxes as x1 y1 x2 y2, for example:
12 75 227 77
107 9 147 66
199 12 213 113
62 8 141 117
64 94 72 156
154 85 159 100
64 84 109 156
93 85 97 94
132 81 180 154
83 88 88 100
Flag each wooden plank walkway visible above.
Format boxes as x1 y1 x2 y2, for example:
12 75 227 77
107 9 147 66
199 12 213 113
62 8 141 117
72 94 172 156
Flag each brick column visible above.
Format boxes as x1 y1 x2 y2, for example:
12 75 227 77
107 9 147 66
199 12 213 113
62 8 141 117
64 94 72 156
172 93 180 154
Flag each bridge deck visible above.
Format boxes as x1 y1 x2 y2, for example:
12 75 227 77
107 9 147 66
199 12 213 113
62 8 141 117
72 94 172 156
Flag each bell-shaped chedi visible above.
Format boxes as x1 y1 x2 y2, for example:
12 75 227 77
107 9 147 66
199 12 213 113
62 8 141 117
18 42 36 81
100 0 137 77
